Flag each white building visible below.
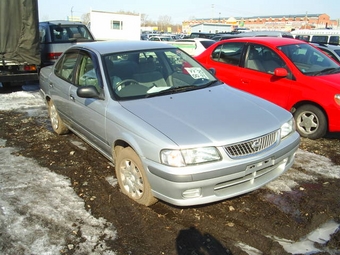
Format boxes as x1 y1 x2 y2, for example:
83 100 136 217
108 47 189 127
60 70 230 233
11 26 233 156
89 10 141 41
190 23 232 34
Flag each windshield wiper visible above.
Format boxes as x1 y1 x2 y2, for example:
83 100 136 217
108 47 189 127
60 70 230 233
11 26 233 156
327 67 340 74
312 67 340 76
145 85 199 98
202 79 220 87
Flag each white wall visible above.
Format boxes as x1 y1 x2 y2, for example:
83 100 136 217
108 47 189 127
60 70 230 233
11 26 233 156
90 11 141 41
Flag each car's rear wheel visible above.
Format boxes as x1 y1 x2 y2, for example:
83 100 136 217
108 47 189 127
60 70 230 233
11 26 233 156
115 147 157 206
48 100 69 135
294 104 327 139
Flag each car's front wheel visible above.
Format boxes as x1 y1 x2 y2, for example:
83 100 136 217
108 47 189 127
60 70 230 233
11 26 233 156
115 147 157 206
294 104 327 139
48 100 69 135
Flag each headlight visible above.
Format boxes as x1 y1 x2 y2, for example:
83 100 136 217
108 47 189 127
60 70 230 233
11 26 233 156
161 147 221 167
281 118 295 139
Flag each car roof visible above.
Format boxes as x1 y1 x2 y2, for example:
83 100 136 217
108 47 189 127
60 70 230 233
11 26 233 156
176 38 215 42
69 40 177 55
312 43 340 50
219 37 304 46
39 20 84 25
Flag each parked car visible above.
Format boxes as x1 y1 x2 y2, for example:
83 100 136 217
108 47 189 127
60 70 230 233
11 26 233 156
39 40 300 206
171 38 216 56
148 36 173 41
184 32 216 39
195 37 340 139
39 20 95 67
211 31 294 41
312 43 340 63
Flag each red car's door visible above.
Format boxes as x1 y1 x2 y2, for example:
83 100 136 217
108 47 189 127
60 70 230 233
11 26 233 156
212 43 294 109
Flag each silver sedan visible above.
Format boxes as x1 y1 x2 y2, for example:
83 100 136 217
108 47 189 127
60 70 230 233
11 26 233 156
39 40 300 206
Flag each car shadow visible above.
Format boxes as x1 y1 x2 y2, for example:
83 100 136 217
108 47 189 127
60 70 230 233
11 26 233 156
325 132 340 139
176 226 233 255
0 81 39 94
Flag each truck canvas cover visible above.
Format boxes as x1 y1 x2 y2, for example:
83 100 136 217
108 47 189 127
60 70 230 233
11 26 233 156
0 0 40 65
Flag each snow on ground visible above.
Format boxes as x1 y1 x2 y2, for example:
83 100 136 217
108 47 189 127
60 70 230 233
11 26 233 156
0 88 117 254
0 88 339 254
0 143 116 255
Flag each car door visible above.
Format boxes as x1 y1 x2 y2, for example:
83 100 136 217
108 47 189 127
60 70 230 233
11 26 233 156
49 50 79 125
210 42 294 109
69 50 109 151
208 42 246 85
236 43 294 108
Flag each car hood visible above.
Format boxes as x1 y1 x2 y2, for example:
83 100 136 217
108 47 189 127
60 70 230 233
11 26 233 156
311 72 340 88
119 85 290 146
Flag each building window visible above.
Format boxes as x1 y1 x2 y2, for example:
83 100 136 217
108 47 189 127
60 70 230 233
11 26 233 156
111 20 123 30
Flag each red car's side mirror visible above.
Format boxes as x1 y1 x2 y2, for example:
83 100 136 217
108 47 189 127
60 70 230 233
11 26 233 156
274 67 288 77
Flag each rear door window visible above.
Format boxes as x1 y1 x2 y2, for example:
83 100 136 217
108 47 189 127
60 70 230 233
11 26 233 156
211 42 245 66
55 51 79 82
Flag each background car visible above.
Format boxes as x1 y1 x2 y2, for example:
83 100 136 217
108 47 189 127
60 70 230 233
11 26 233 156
183 32 216 39
211 31 294 41
39 40 299 207
172 38 216 56
148 35 173 41
312 43 340 63
39 20 95 67
195 37 340 139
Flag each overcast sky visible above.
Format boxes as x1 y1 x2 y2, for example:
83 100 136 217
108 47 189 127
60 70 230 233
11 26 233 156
38 0 340 24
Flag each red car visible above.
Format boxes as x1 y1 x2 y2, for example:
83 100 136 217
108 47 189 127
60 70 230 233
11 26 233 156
195 37 340 139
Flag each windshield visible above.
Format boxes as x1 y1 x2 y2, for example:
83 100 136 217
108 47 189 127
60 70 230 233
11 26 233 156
104 48 219 100
278 43 340 75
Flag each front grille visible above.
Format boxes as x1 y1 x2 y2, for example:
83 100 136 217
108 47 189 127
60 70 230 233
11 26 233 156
224 130 279 158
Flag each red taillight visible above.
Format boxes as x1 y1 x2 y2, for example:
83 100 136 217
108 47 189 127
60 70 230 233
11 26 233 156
47 52 62 60
23 65 37 71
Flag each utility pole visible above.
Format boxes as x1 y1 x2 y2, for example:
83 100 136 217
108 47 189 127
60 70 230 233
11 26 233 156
211 4 214 22
71 6 74 21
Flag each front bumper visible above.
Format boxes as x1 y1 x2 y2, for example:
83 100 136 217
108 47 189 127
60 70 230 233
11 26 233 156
145 132 300 206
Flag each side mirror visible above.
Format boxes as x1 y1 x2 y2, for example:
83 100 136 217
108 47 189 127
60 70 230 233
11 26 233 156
209 68 216 75
274 67 288 77
77 85 101 99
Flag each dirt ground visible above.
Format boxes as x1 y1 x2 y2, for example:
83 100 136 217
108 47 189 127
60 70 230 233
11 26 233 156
1 99 340 254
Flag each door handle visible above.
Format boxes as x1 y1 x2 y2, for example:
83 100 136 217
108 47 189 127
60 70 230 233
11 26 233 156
70 95 75 101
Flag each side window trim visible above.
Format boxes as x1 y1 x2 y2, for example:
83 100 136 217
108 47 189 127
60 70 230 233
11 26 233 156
76 50 104 93
54 50 80 83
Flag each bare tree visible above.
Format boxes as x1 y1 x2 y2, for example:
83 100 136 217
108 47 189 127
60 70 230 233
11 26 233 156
81 13 90 25
157 15 172 32
141 13 149 27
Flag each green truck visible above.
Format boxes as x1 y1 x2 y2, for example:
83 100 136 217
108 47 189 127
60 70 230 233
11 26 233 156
0 0 40 88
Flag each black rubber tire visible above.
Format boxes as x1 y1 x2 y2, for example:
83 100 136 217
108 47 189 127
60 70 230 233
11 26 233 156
48 100 69 135
115 147 157 206
293 104 327 139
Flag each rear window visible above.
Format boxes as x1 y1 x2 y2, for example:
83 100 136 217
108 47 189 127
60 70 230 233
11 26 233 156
201 40 216 48
329 36 340 45
50 25 94 42
311 35 328 44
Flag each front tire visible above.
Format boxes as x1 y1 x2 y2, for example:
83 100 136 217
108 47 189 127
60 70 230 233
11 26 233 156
293 104 327 139
115 147 157 206
48 100 69 135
